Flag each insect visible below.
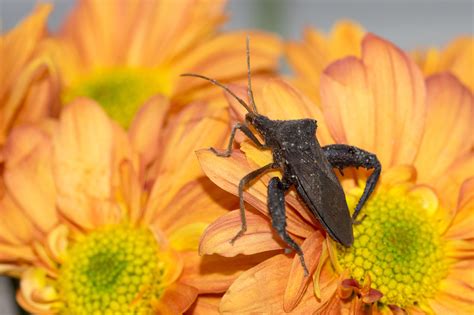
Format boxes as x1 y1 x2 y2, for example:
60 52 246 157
182 38 381 276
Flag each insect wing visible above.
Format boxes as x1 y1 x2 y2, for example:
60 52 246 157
287 141 353 246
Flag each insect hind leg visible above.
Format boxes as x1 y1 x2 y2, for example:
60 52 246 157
322 144 381 221
268 177 309 276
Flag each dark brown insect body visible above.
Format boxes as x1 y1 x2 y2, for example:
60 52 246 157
182 38 381 275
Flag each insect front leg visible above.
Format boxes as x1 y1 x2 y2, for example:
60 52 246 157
231 163 275 244
268 177 309 276
211 122 266 157
322 144 381 221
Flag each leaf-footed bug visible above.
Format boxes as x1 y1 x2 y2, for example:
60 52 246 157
181 37 381 276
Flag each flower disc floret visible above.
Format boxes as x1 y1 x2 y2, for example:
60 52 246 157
337 187 449 308
58 225 165 314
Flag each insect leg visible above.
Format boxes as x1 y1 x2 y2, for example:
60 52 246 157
231 162 275 244
322 144 381 221
268 177 309 276
211 123 266 157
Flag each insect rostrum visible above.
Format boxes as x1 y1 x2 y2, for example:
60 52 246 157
182 37 381 276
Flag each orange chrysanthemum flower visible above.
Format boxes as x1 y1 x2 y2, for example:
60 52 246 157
197 34 473 313
0 4 59 148
0 96 250 313
51 0 281 128
414 36 474 91
286 21 365 106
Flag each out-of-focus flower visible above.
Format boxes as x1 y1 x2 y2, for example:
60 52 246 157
286 21 365 106
414 36 474 91
197 34 473 313
0 4 59 148
0 95 253 313
51 0 281 128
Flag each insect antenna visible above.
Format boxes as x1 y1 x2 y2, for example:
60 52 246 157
180 73 253 113
246 36 258 113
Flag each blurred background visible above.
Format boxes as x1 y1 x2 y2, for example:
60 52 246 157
1 0 473 313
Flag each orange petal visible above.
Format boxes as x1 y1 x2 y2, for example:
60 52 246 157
445 239 474 260
46 225 69 264
174 31 281 94
0 263 27 276
420 36 474 91
196 149 314 237
430 262 474 315
117 159 142 223
53 99 116 229
145 102 228 222
4 125 58 234
187 295 221 315
0 4 60 146
128 95 169 168
284 231 324 312
0 192 38 245
220 254 322 313
0 4 51 91
415 73 473 182
445 177 474 240
321 33 426 167
199 210 285 257
152 282 198 314
151 178 233 233
286 22 365 106
220 254 291 312
0 243 36 262
444 37 474 91
18 268 59 314
59 0 225 67
180 250 275 294
434 152 474 211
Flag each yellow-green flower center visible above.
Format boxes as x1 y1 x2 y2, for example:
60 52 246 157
58 225 164 314
336 188 449 308
63 67 171 128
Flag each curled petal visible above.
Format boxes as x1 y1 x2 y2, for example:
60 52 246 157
18 268 59 314
46 225 69 264
199 210 284 257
